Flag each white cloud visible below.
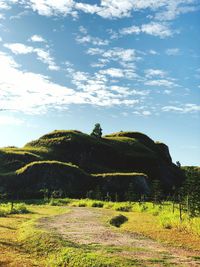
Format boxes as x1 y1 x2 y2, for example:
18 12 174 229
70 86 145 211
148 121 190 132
100 68 137 79
142 110 151 116
87 47 140 69
27 0 77 17
165 48 181 55
145 69 167 78
149 49 159 55
162 104 200 113
29 34 46 42
100 68 124 78
76 31 109 46
0 51 75 113
0 51 143 113
155 1 200 21
4 43 33 54
145 79 178 87
120 22 174 38
0 115 24 125
132 110 152 116
75 2 100 14
4 43 59 71
1 0 198 21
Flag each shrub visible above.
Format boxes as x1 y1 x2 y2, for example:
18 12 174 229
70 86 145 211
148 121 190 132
115 203 132 212
140 204 148 212
11 203 30 214
109 214 128 227
91 201 104 208
78 201 87 207
49 198 71 206
104 202 114 209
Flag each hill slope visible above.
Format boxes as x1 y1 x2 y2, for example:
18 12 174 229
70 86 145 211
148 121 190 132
0 130 184 199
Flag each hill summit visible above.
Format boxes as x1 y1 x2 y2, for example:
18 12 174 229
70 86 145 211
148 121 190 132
0 130 184 200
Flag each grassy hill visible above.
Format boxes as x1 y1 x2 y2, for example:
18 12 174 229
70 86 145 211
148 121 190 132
0 130 185 200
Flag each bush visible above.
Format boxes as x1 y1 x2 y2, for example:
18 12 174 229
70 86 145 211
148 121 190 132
11 203 30 214
0 203 30 216
109 214 128 227
78 201 87 207
49 198 71 206
115 204 132 212
91 201 104 208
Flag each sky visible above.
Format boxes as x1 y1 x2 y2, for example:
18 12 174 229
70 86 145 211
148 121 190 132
0 0 199 166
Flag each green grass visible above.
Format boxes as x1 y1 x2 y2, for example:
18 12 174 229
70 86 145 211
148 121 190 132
16 160 81 175
47 247 139 267
0 202 30 217
93 172 147 177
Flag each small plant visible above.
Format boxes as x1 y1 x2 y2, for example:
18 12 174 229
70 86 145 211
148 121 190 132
78 201 87 207
109 214 128 227
115 203 132 212
140 204 148 212
91 201 104 208
0 203 30 216
11 203 30 214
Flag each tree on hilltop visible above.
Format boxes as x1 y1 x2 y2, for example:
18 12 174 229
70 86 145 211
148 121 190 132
91 123 102 138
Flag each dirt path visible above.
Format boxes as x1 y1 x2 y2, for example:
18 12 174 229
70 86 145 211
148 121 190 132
39 207 200 267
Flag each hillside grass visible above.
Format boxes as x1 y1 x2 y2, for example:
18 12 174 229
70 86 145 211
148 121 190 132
0 147 46 175
16 160 82 175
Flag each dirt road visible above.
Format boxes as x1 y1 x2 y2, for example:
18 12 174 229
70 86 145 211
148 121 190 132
39 207 200 266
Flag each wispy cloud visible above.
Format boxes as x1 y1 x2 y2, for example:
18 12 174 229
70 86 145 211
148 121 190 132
29 34 46 43
145 69 167 78
145 79 178 87
149 50 159 55
119 22 175 38
25 0 78 18
0 51 144 113
87 47 140 69
1 0 199 21
4 43 59 71
99 68 137 79
76 26 109 46
162 104 200 113
165 48 181 56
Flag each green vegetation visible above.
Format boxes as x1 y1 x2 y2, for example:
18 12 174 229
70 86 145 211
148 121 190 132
109 214 128 227
181 166 200 216
0 129 185 202
0 202 30 217
0 199 199 266
0 128 199 266
90 123 103 138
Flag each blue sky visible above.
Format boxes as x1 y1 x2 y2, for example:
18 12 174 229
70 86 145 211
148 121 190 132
0 0 199 166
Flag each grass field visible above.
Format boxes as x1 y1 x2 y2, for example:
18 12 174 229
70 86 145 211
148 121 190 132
0 200 199 266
